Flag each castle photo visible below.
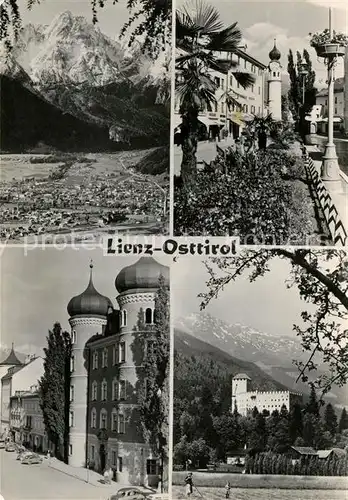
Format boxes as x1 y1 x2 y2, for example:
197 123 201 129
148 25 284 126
0 248 170 497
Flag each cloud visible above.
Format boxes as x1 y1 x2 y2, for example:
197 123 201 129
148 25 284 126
242 21 345 84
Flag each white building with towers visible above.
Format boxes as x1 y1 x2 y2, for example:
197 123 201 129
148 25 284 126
231 373 302 417
66 256 169 487
267 40 282 121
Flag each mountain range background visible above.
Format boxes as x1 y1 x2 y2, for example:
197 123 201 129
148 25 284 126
175 312 348 407
0 11 170 152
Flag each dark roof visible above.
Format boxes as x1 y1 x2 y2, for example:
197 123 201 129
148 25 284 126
233 373 252 380
2 365 23 381
0 345 23 366
291 446 317 456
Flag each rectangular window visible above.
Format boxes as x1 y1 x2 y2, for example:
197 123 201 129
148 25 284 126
244 59 247 69
92 383 97 401
101 412 107 429
230 76 233 87
112 344 118 365
118 414 125 434
70 385 74 402
91 445 95 460
69 444 72 456
147 459 158 475
112 412 117 431
112 380 118 401
118 457 123 472
258 87 261 95
119 380 126 400
221 79 224 90
102 349 108 368
119 342 126 363
335 97 337 104
112 451 117 467
335 107 337 115
214 101 218 112
70 355 75 372
69 411 74 428
251 85 254 93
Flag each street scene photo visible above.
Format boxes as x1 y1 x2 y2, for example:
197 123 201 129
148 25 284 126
172 249 348 498
0 0 171 242
173 0 348 246
0 246 170 499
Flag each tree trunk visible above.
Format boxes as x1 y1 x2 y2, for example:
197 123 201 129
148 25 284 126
258 132 267 150
180 109 199 187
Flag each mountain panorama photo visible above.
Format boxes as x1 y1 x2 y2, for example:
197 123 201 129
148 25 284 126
0 8 170 242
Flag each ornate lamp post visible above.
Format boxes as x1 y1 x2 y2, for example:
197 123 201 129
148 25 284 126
299 63 308 106
314 8 346 184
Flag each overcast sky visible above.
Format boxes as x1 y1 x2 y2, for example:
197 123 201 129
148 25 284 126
0 247 169 356
172 255 315 338
177 0 348 82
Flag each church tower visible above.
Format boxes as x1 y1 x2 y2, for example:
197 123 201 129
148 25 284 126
114 256 170 485
268 40 282 121
67 262 113 467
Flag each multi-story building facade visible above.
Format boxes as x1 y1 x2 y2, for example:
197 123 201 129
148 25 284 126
10 385 48 452
231 373 302 417
316 77 345 119
67 256 169 487
174 42 283 140
1 355 44 434
0 345 23 434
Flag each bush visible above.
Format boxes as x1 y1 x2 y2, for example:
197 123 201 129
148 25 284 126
174 149 314 244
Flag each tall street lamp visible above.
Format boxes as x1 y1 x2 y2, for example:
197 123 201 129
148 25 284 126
320 8 344 185
299 63 308 106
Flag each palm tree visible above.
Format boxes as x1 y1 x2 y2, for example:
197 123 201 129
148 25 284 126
176 0 255 186
246 114 277 150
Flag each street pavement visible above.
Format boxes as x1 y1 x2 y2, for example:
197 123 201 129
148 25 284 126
0 449 115 500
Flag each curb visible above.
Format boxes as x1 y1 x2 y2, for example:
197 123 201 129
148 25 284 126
47 461 102 487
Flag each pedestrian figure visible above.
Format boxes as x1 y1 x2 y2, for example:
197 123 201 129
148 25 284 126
225 481 231 499
104 467 110 484
185 472 193 497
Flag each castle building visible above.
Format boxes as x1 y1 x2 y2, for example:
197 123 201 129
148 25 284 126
231 373 302 417
267 40 282 121
67 256 169 487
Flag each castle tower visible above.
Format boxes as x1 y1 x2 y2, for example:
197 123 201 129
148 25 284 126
114 256 169 485
267 40 282 121
67 262 113 467
232 373 251 414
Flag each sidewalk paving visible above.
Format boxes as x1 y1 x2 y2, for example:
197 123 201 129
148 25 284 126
306 145 348 234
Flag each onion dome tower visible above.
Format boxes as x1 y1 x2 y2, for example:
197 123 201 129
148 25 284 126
0 344 22 366
114 256 169 485
67 261 112 467
268 39 282 121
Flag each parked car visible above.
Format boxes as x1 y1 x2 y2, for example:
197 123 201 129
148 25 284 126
17 451 33 461
108 488 152 500
5 443 16 452
21 454 43 465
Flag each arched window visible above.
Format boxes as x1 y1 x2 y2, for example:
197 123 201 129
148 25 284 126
120 310 127 327
273 71 276 77
101 380 107 401
71 330 76 344
69 411 74 428
92 351 98 370
100 409 107 429
91 408 97 428
145 308 153 324
92 381 98 401
70 355 75 372
118 414 125 434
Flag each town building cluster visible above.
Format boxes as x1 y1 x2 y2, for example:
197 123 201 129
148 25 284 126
0 256 169 488
0 164 166 241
